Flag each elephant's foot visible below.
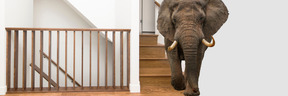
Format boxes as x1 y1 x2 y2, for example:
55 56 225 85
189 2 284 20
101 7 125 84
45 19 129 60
171 76 186 90
184 84 200 96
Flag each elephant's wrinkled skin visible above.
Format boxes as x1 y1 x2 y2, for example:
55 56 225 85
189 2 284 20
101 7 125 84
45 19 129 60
157 0 229 96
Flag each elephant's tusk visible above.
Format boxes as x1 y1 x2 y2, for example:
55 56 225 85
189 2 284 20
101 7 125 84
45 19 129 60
202 36 215 47
168 41 178 51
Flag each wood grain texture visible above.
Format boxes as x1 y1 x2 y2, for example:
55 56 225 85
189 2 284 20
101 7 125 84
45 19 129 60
40 31 43 90
65 31 67 89
6 27 131 32
113 32 116 89
30 64 57 87
140 34 158 45
6 77 183 96
89 31 92 88
81 31 84 88
73 31 76 88
14 30 19 90
6 30 11 89
140 45 166 58
23 30 27 90
48 31 51 89
105 32 108 88
127 32 130 89
42 52 81 87
120 32 123 89
97 32 100 88
31 31 35 89
56 31 59 89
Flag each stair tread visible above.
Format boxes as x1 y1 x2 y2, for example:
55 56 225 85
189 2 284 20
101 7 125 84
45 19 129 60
140 44 165 47
140 58 168 60
140 74 171 77
140 34 158 37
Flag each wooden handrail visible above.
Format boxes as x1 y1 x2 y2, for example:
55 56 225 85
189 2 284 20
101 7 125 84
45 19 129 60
5 27 131 32
154 0 160 7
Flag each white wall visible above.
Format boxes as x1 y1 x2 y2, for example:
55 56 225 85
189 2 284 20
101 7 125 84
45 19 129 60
5 0 33 27
142 0 155 32
32 0 128 88
0 0 6 95
154 0 288 96
67 0 116 28
115 0 131 29
199 0 288 96
34 0 92 28
155 0 164 44
2 0 33 94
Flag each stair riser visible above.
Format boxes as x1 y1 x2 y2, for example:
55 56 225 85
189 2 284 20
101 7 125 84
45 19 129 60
140 68 171 76
140 60 170 68
140 36 158 45
140 47 166 58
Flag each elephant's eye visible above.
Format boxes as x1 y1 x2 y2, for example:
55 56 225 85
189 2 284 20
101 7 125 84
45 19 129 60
173 18 176 23
199 17 205 23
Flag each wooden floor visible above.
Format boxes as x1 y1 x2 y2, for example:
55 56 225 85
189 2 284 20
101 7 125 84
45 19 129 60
4 76 183 96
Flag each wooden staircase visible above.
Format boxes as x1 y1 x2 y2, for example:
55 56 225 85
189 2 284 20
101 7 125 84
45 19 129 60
140 34 171 76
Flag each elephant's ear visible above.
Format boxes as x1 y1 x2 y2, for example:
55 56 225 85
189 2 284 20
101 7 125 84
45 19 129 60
203 0 229 38
157 0 175 41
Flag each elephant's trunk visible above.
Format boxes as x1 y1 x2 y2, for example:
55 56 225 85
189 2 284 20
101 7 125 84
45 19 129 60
179 36 200 92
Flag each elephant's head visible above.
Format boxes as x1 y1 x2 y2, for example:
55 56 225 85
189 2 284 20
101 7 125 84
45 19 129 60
158 0 228 50
157 0 228 95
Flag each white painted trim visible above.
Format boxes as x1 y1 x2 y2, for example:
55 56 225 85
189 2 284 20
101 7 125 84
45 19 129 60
0 0 6 95
129 83 141 93
129 0 140 93
0 86 7 95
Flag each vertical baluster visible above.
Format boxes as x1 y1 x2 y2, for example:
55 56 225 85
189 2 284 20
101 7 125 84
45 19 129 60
6 30 11 90
31 31 35 89
120 32 123 89
48 31 51 89
65 31 67 89
127 32 130 89
81 31 84 88
23 30 27 90
113 32 115 89
105 32 108 89
89 31 92 88
57 31 59 89
14 30 19 90
97 32 100 88
73 31 76 88
40 30 43 90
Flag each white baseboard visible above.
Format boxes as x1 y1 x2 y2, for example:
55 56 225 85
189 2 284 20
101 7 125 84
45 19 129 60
0 86 7 95
129 83 140 93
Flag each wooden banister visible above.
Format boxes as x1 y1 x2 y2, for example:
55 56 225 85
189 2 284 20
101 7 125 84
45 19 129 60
42 52 82 87
6 27 130 93
29 64 57 87
5 27 131 32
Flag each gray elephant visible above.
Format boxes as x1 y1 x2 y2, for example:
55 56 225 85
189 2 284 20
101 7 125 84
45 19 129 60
157 0 229 96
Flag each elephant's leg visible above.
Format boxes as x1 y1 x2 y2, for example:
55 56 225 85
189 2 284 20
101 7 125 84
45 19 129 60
165 39 185 90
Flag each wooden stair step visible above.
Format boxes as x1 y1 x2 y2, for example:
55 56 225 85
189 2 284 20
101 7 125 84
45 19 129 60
140 44 166 58
140 68 171 77
140 58 170 68
140 34 158 46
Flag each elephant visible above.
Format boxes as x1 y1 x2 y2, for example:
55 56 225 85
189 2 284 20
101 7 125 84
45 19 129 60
157 0 229 96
